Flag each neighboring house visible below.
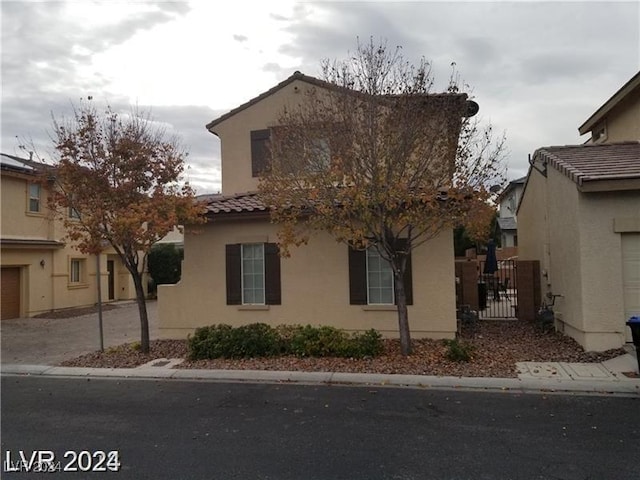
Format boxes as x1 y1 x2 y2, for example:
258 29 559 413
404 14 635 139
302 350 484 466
517 71 640 351
158 71 469 340
1 153 140 319
495 176 525 248
578 71 640 144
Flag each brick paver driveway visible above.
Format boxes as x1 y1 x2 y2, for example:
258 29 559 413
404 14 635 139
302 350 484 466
1 300 158 365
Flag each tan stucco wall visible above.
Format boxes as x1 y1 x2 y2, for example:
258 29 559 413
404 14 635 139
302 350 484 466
599 87 640 143
518 166 640 351
578 189 640 349
158 219 457 340
213 79 318 195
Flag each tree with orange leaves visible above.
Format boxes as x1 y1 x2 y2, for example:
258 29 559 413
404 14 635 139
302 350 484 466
259 40 505 355
49 101 205 353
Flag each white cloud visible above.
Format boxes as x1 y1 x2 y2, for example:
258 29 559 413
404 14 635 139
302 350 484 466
1 0 638 195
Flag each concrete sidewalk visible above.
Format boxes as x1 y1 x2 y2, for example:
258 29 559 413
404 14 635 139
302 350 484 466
2 356 639 396
2 300 638 395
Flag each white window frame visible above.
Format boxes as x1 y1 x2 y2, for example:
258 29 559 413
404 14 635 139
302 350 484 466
241 243 265 305
366 247 395 305
28 183 41 213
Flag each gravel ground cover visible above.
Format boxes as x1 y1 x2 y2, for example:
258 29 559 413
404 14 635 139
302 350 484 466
60 320 626 378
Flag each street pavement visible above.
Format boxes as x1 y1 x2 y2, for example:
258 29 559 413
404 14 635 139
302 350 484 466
1 301 639 396
2 376 639 480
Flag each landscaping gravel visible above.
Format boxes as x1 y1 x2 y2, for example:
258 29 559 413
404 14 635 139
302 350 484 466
59 320 627 378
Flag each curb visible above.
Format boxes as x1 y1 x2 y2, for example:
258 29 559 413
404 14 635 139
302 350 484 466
2 364 639 396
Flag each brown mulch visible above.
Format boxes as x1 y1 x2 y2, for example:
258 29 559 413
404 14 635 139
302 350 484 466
59 321 628 378
34 304 118 319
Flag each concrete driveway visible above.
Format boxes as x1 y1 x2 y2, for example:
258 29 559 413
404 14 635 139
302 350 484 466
1 300 158 365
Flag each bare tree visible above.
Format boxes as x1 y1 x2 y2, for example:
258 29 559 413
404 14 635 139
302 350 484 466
259 40 505 355
48 100 205 353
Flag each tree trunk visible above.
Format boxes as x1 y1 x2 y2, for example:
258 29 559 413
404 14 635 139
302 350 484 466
131 271 150 353
395 272 412 355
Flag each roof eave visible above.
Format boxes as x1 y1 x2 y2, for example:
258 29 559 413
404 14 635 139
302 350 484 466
578 70 640 135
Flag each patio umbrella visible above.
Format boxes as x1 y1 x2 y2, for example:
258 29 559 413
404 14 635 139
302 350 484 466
483 239 498 275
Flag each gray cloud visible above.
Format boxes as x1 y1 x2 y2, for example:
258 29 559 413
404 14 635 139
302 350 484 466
2 0 638 195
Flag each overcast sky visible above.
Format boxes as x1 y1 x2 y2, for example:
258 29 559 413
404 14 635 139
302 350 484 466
2 1 638 194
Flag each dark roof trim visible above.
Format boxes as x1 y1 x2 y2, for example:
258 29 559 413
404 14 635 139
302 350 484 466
205 71 473 135
578 70 640 135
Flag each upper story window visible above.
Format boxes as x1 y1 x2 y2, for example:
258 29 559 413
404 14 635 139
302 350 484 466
592 122 607 143
250 129 331 178
307 138 331 171
69 206 81 220
28 183 41 213
251 129 271 177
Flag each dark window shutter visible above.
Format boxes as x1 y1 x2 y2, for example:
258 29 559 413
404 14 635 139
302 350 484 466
394 239 413 306
264 243 281 305
225 244 241 305
251 129 271 177
348 246 367 305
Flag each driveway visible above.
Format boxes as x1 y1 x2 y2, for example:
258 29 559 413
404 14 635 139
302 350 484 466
1 300 158 365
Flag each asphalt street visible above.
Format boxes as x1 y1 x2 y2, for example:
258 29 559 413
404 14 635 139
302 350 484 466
2 376 639 480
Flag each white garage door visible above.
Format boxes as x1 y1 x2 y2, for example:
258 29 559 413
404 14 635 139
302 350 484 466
622 233 640 342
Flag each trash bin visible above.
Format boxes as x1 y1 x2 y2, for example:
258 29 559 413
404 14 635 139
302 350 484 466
626 316 640 373
478 283 487 311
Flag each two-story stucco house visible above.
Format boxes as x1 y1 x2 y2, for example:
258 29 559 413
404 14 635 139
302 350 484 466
158 72 472 340
1 153 140 319
495 176 526 248
517 71 640 351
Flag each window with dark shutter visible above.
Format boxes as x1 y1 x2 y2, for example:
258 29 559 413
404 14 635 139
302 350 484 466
251 129 271 177
226 244 242 305
348 243 413 306
264 243 281 305
395 239 413 306
226 242 281 305
348 247 367 305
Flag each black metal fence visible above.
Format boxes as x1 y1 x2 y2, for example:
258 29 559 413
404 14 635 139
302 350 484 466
478 259 518 319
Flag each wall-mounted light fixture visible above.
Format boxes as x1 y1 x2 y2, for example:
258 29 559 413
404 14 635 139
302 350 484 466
40 259 46 267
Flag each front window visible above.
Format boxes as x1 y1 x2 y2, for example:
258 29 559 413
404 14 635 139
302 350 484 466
242 243 265 304
28 183 40 212
69 258 84 284
366 248 394 305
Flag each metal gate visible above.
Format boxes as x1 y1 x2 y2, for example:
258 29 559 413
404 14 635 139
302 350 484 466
478 259 517 319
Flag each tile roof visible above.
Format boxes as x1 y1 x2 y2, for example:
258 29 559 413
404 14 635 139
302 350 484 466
205 71 473 133
204 192 268 216
533 141 640 186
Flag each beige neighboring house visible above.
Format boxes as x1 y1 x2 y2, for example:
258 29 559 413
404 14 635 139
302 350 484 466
1 153 141 319
159 71 469 340
495 176 526 249
518 71 640 351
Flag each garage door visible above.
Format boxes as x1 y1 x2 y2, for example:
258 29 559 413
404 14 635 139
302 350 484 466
1 267 21 320
622 234 640 342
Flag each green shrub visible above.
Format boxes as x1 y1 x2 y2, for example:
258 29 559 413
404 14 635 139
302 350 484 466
188 323 383 360
443 338 474 362
188 323 282 359
148 243 183 287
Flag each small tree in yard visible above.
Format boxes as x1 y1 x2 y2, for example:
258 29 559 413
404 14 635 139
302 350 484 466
259 40 505 355
49 101 205 353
